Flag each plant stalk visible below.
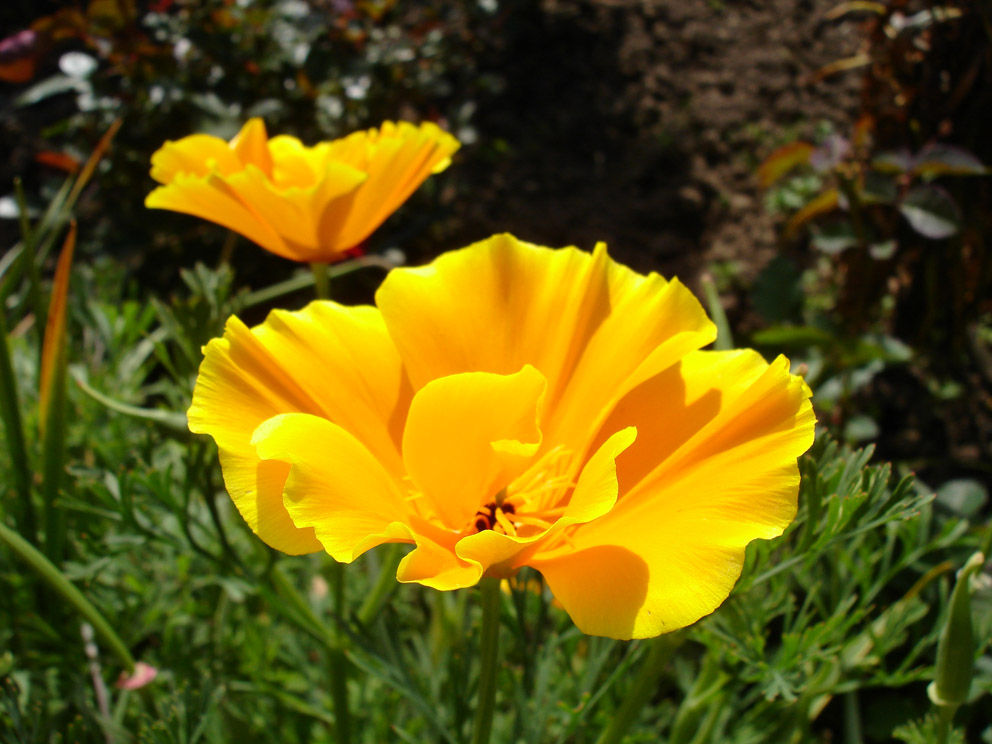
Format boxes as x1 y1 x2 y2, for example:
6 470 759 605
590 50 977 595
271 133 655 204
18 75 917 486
311 261 331 300
595 636 675 744
470 578 502 744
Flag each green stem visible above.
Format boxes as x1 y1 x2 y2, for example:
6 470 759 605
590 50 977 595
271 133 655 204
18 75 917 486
595 636 675 744
470 578 502 744
357 544 401 625
0 520 134 672
311 262 331 300
935 704 955 744
270 563 350 744
243 255 397 308
13 178 46 336
328 561 351 744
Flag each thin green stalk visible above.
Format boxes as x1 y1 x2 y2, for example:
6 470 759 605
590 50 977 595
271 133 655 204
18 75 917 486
12 178 45 334
595 636 675 744
357 544 401 625
328 561 351 744
269 563 350 744
700 273 733 351
268 564 333 645
0 520 134 672
0 310 35 539
243 255 397 308
470 578 502 744
311 262 331 300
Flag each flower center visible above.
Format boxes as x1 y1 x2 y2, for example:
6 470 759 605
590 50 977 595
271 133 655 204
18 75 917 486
467 446 576 538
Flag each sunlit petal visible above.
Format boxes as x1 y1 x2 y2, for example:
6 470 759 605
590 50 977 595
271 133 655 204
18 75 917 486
253 413 413 563
188 302 407 552
402 366 545 529
534 353 814 638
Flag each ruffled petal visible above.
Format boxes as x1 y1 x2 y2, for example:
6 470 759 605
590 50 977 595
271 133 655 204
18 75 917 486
149 134 244 183
216 449 320 555
230 118 273 176
224 163 366 254
402 366 546 530
145 173 290 257
320 121 460 250
533 353 814 639
187 302 407 551
448 427 638 579
252 413 413 562
377 234 715 456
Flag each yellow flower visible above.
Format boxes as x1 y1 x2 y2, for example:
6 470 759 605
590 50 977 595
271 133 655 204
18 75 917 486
146 119 459 263
188 234 815 639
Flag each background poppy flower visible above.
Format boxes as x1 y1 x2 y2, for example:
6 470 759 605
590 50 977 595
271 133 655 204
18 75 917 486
188 234 815 639
146 119 459 263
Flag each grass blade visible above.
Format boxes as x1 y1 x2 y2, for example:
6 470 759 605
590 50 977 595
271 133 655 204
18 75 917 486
0 309 35 539
40 222 76 563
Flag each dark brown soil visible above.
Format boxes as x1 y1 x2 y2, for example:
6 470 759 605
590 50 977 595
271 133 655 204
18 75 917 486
445 0 861 290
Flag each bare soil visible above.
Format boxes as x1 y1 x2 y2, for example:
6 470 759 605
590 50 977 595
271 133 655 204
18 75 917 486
446 0 862 290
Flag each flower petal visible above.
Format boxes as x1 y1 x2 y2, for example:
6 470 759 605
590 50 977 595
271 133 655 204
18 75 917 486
230 118 273 176
320 121 460 250
396 533 482 590
402 366 546 530
377 234 715 456
145 173 290 257
252 413 413 562
149 134 244 183
187 302 407 552
533 353 814 639
216 450 319 555
449 427 638 579
225 163 366 255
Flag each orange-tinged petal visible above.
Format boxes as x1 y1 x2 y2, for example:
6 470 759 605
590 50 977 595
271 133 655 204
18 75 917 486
230 118 273 176
533 353 814 639
145 174 290 257
187 302 407 552
225 162 366 254
396 533 482 590
149 133 244 183
377 234 715 456
252 413 413 562
149 119 458 262
268 135 325 188
321 121 460 250
450 427 638 579
402 366 546 529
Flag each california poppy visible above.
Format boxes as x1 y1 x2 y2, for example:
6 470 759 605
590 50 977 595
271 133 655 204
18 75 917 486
188 234 814 639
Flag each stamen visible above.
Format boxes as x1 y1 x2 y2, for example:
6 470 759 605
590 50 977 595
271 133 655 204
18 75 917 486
493 508 517 536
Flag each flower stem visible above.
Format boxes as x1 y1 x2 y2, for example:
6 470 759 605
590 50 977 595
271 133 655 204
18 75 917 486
470 577 502 744
357 544 401 626
311 261 331 300
328 561 351 744
595 636 676 744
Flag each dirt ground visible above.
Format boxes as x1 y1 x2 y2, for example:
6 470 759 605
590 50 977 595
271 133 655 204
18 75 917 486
450 0 861 289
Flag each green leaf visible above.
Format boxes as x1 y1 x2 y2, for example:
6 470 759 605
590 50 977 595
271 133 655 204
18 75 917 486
899 185 961 239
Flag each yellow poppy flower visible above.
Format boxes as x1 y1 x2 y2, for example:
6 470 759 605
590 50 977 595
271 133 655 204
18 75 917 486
146 119 460 263
188 234 815 639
